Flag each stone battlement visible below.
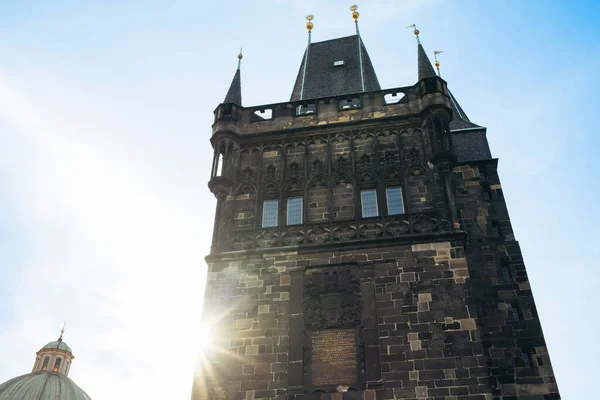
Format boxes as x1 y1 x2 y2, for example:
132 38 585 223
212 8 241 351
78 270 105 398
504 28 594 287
212 77 452 138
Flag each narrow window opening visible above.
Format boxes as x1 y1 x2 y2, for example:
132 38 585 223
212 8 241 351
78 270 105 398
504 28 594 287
386 187 405 215
262 199 279 228
41 357 49 371
491 221 501 238
501 263 512 283
522 352 532 369
509 304 521 321
287 197 303 225
361 189 379 218
52 358 62 373
216 154 223 177
483 186 492 201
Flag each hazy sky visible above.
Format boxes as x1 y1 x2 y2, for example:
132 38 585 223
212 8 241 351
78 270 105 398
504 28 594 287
0 1 598 399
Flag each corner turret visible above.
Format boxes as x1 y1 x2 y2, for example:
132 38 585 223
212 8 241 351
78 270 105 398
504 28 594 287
223 50 243 106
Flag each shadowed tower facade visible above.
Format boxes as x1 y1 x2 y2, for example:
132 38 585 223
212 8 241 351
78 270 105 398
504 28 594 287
193 13 560 400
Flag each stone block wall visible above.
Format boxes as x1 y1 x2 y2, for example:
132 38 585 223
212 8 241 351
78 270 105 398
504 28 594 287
452 161 560 399
195 239 506 400
202 123 560 399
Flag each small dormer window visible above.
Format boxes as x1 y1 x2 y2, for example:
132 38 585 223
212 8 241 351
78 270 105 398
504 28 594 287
333 60 345 67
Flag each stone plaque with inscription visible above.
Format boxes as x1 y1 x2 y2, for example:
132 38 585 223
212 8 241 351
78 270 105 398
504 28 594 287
311 329 357 386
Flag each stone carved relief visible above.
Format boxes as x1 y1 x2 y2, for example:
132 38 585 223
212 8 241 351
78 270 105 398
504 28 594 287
385 218 411 236
312 159 326 176
256 230 280 248
335 156 350 174
412 215 439 233
218 127 456 251
304 268 362 329
358 221 384 239
382 151 402 180
404 147 427 176
307 226 331 244
280 229 305 246
288 161 301 180
332 224 358 242
241 166 254 183
262 164 279 191
358 154 372 172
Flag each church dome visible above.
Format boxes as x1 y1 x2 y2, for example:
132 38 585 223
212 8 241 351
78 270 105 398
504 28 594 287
0 372 91 400
0 329 92 400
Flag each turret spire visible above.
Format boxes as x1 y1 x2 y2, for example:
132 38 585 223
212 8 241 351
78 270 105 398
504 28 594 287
351 5 366 92
411 29 480 130
299 15 314 101
410 26 437 81
223 50 243 106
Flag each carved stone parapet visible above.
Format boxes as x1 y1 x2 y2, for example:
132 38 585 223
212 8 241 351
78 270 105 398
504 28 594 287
220 211 453 251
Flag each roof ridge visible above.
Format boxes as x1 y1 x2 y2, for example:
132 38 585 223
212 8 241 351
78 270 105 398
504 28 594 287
308 34 357 46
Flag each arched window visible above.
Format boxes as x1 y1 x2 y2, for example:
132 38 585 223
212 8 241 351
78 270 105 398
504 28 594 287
41 357 50 371
52 358 62 373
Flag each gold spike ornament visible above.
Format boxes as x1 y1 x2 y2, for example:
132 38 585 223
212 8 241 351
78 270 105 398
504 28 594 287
350 5 360 21
306 15 314 32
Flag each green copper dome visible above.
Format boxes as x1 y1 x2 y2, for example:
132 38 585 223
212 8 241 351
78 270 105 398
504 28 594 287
42 340 72 354
0 372 92 400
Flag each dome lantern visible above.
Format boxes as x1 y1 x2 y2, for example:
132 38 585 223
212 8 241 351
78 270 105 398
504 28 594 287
32 328 74 376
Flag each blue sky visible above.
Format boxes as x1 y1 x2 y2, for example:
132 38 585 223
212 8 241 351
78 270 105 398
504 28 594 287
0 1 598 399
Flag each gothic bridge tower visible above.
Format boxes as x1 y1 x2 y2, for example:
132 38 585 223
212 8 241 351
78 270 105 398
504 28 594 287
193 12 561 400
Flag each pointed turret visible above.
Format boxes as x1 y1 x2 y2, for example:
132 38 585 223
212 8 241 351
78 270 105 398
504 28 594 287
411 26 480 130
223 51 243 106
418 43 437 80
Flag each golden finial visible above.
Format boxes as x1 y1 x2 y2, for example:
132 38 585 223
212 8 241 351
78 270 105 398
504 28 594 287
306 15 314 32
59 322 66 341
434 50 443 76
406 24 420 44
350 5 360 21
406 24 419 37
237 48 243 61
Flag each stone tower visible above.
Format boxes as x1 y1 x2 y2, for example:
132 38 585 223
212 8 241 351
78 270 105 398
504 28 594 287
192 18 561 400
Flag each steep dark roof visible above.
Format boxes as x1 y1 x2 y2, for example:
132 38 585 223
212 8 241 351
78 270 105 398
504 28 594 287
448 89 480 130
452 130 492 162
290 35 380 101
418 44 437 80
224 68 242 105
